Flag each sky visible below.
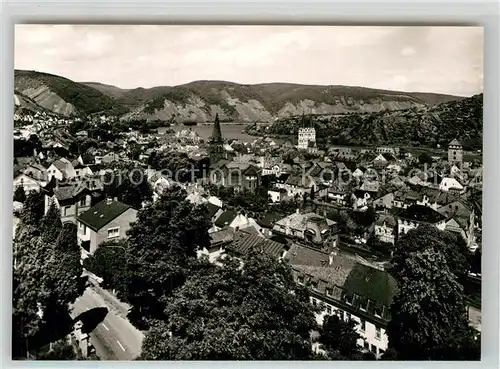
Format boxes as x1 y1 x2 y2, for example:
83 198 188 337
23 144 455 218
15 25 483 96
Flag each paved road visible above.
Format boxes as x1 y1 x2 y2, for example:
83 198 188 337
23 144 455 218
71 287 144 360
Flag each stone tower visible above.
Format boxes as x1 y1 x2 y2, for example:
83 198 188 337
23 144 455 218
448 138 463 164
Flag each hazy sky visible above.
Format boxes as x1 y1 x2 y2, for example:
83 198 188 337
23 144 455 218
15 25 483 96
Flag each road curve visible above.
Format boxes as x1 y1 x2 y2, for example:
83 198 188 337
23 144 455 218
71 287 143 360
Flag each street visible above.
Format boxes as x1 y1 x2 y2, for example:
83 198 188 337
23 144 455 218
70 287 144 360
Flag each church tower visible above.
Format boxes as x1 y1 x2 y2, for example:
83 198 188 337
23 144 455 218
209 113 224 161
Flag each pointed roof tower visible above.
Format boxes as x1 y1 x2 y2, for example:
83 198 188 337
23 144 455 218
211 113 223 143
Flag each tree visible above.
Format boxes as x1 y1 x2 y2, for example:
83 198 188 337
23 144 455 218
123 187 212 324
36 339 77 360
418 152 433 165
318 315 362 360
44 223 85 318
104 166 153 209
140 250 317 360
40 201 62 244
387 226 479 360
19 190 44 227
310 185 316 200
391 224 469 285
469 249 481 275
14 186 26 203
83 239 129 292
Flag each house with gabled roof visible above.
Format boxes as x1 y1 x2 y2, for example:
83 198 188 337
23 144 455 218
373 215 397 244
396 204 447 237
285 243 397 358
77 198 138 255
43 178 104 224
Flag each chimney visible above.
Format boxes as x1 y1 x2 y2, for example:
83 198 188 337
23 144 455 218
296 208 300 214
106 197 113 205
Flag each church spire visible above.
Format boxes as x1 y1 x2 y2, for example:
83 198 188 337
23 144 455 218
211 113 223 143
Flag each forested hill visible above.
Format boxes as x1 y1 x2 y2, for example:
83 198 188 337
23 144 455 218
266 93 483 150
15 69 464 122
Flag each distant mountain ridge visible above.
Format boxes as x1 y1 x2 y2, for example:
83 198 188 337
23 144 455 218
15 69 466 122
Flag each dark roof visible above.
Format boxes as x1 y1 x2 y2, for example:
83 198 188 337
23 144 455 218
78 199 132 231
285 243 396 321
52 159 68 172
209 228 235 245
206 202 222 219
396 204 446 224
214 209 237 228
227 229 284 259
257 212 281 228
375 215 397 228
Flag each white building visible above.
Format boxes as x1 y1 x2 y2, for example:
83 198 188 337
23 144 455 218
439 177 465 193
286 244 396 358
396 205 447 237
298 127 316 150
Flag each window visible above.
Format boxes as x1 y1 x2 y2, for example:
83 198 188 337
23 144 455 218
360 319 366 332
375 326 381 340
379 349 385 356
63 206 70 216
346 312 351 322
363 341 369 350
370 344 377 354
326 288 332 297
311 298 317 306
107 227 120 238
80 198 86 206
326 305 332 314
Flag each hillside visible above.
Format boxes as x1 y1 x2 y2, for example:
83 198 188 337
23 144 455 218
119 81 465 123
267 93 483 150
14 91 49 115
14 70 127 117
16 70 466 123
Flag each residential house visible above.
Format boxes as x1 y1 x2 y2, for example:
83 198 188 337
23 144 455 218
396 205 447 237
273 210 338 246
373 154 388 169
285 243 397 358
374 215 397 244
268 187 289 203
376 147 400 156
207 202 224 223
439 177 465 194
211 162 261 191
275 174 317 199
44 182 96 224
13 173 46 193
212 210 251 233
22 163 48 182
226 229 286 260
47 157 77 181
256 213 281 237
77 198 138 255
197 228 235 262
326 184 349 206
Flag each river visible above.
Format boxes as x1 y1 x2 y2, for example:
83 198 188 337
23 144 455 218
158 123 258 142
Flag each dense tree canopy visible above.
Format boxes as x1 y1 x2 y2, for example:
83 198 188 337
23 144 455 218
14 185 26 203
140 250 317 360
13 199 85 359
387 225 479 360
103 165 153 209
318 315 368 360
